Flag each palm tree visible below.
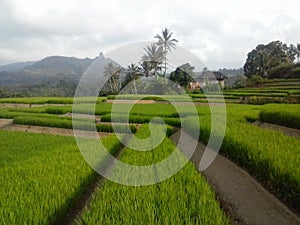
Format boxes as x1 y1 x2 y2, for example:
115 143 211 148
154 28 178 76
126 63 142 94
103 62 122 93
140 61 150 77
142 43 165 79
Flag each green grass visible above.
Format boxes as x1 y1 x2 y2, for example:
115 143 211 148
3 102 203 118
107 94 193 101
0 130 121 225
259 104 300 129
77 124 230 225
73 102 193 117
221 91 287 97
189 93 240 100
100 114 181 127
0 106 72 115
13 115 137 133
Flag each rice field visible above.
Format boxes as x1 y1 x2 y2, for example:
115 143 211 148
259 104 300 129
77 125 230 225
184 104 300 209
0 95 299 224
0 131 121 224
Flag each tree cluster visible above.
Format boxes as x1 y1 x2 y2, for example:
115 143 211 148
102 28 178 95
244 41 300 79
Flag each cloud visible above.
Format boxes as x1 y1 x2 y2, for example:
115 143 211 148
0 0 299 69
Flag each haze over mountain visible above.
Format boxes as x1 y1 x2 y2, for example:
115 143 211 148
0 61 37 73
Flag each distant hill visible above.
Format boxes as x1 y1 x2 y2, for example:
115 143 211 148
0 61 36 72
218 68 244 77
0 55 97 97
0 56 94 87
0 53 125 97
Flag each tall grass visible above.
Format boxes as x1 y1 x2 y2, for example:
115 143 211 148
0 130 121 224
101 114 181 127
77 125 230 225
259 104 300 129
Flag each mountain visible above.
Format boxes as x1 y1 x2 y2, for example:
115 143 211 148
0 61 36 72
0 55 97 97
0 56 95 87
0 53 125 97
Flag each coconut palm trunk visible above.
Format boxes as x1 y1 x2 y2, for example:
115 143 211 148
164 43 167 76
133 79 137 94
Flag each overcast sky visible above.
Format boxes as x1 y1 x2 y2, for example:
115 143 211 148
0 0 299 69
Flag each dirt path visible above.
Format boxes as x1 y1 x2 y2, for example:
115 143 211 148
0 118 13 128
170 130 300 225
0 103 71 108
252 121 300 140
1 123 110 138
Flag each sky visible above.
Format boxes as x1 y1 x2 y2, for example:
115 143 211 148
0 0 299 69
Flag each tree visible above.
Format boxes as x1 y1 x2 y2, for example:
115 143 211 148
103 62 122 93
233 75 247 88
141 43 165 79
243 41 295 78
178 63 195 76
154 28 178 76
256 49 276 77
140 61 150 77
169 63 195 87
288 44 297 62
124 63 142 94
296 43 300 63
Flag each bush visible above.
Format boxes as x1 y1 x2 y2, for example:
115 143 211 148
290 67 300 78
247 75 265 86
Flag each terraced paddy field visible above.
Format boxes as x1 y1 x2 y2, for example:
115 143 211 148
0 96 299 224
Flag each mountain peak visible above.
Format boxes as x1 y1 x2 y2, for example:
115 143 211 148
98 52 105 59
